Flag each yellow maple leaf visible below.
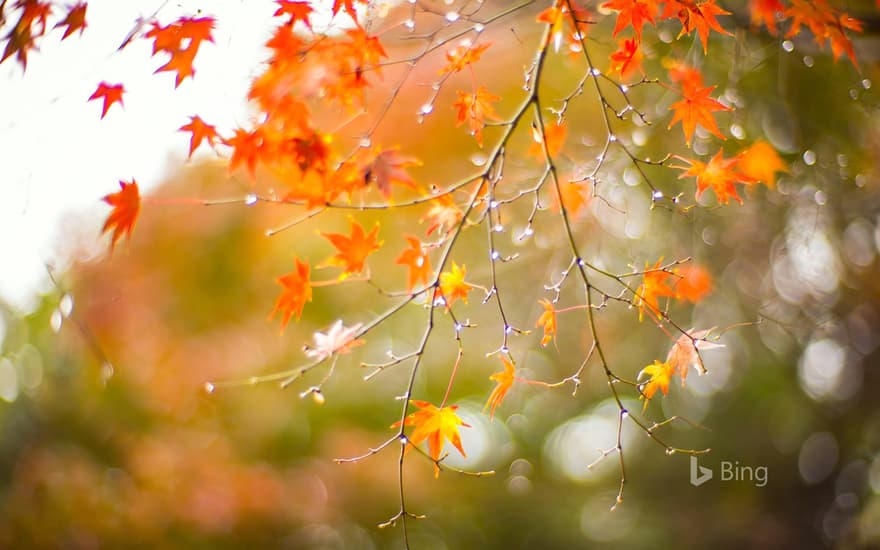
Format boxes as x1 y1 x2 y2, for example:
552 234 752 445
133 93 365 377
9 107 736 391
638 359 674 410
484 355 516 420
393 400 471 477
439 262 473 307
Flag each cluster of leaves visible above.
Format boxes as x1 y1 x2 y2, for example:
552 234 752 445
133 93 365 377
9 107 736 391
3 0 870 544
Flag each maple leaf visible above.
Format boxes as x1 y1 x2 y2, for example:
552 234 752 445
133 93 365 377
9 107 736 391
638 359 674 410
155 46 197 87
304 320 364 361
749 0 784 35
146 16 215 87
54 2 87 40
362 148 420 198
331 0 360 19
602 0 658 41
609 37 643 80
528 120 567 159
665 328 724 382
224 127 264 179
321 219 383 275
88 81 124 119
392 400 471 477
439 41 492 75
452 85 501 147
270 257 312 330
552 180 591 218
179 115 218 158
438 262 473 307
737 140 788 188
1 0 52 69
673 264 712 303
634 259 676 322
396 236 432 292
664 60 703 93
484 355 516 420
785 0 862 67
535 299 557 347
422 194 462 237
667 80 731 145
673 149 755 205
101 179 140 251
661 0 731 53
273 1 313 29
537 0 592 52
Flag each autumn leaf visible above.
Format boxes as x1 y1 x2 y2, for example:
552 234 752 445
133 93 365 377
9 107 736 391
673 264 712 303
528 120 567 159
179 115 218 158
146 16 215 87
608 37 643 80
270 257 312 330
536 0 592 52
273 0 314 29
552 180 591 218
224 127 264 179
660 0 731 53
667 80 731 145
438 262 473 307
665 328 724 382
422 194 463 237
320 219 383 276
54 2 87 40
89 82 124 119
440 41 492 75
1 0 52 69
737 139 788 188
785 0 862 67
536 299 557 347
392 400 471 477
362 148 420 198
638 359 674 410
102 179 140 251
749 0 785 35
304 320 364 361
331 0 361 19
673 149 755 205
396 236 432 292
452 85 501 146
634 259 675 322
484 355 516 420
602 0 658 41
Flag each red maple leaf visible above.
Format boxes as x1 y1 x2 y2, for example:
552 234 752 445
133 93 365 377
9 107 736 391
145 16 214 87
320 219 383 275
88 81 124 119
361 147 420 198
179 115 219 158
609 37 643 80
749 0 785 35
102 179 140 251
273 1 313 29
54 2 87 40
602 0 658 41
661 0 731 53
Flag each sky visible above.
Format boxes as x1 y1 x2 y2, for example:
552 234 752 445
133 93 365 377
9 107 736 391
0 1 279 311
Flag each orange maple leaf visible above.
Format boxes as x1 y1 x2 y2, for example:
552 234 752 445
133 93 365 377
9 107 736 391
537 0 592 52
440 41 492 75
452 85 501 147
484 355 516 420
602 0 658 41
528 120 567 159
536 299 558 347
673 149 755 205
54 2 87 40
785 0 862 67
634 259 676 322
422 194 463 237
737 140 788 189
224 127 264 179
638 359 674 409
146 16 214 87
438 262 473 307
661 0 731 53
321 219 383 276
179 115 218 158
331 0 361 18
102 179 140 251
667 79 731 145
749 0 785 35
392 400 470 477
673 264 712 303
273 1 314 29
270 257 312 330
609 37 643 80
396 236 432 292
88 82 124 119
552 180 591 218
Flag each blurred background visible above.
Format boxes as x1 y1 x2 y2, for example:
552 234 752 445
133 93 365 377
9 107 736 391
2 1 880 548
